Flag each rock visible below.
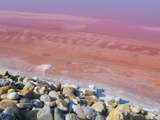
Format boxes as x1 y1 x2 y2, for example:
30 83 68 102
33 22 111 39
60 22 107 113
0 86 11 94
74 105 86 119
48 90 62 100
34 86 48 95
65 113 78 120
107 99 118 111
32 99 44 108
37 106 53 120
7 89 15 94
107 109 124 120
0 111 16 120
19 87 34 98
4 105 23 120
83 107 97 120
84 89 95 96
17 103 33 110
84 96 97 106
51 82 61 91
25 110 38 120
0 94 7 99
130 105 142 114
54 108 64 120
56 99 68 112
0 100 18 111
40 94 51 103
45 101 56 108
19 98 30 103
7 92 20 100
95 114 106 120
0 79 11 87
116 104 130 114
145 112 157 120
92 101 106 113
63 87 76 96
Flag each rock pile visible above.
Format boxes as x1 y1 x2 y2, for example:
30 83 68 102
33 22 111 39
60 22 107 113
0 71 158 120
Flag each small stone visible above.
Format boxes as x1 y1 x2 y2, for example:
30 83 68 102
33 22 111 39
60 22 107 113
145 112 157 120
0 94 7 99
25 110 38 120
92 101 106 113
0 86 11 94
32 99 44 108
40 94 51 103
7 89 15 94
48 90 61 100
0 79 11 87
130 105 142 114
0 100 18 111
17 103 33 110
7 92 19 100
37 106 53 120
19 87 34 98
0 111 16 120
95 114 106 120
45 101 56 108
65 113 78 120
107 109 124 120
56 99 68 112
54 108 64 120
84 89 95 96
74 105 86 119
116 104 130 113
83 107 97 120
51 83 61 91
84 96 97 106
63 87 76 96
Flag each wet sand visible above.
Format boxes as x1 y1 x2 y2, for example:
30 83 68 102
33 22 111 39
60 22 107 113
0 11 160 105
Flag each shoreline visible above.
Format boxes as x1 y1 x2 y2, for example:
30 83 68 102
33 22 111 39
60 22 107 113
0 66 159 115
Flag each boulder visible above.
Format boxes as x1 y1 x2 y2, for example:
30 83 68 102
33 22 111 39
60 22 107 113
37 106 53 120
92 101 106 113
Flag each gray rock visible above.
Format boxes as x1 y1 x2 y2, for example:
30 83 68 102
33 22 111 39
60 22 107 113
25 110 38 120
17 103 33 110
37 106 53 120
74 105 86 119
54 108 64 120
92 102 106 113
95 114 106 120
7 92 20 100
84 107 97 120
0 112 16 120
40 94 51 103
0 79 11 87
3 105 23 120
48 91 61 100
32 99 44 108
65 113 78 120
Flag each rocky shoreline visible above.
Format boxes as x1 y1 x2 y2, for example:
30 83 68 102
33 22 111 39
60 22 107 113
0 70 159 120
